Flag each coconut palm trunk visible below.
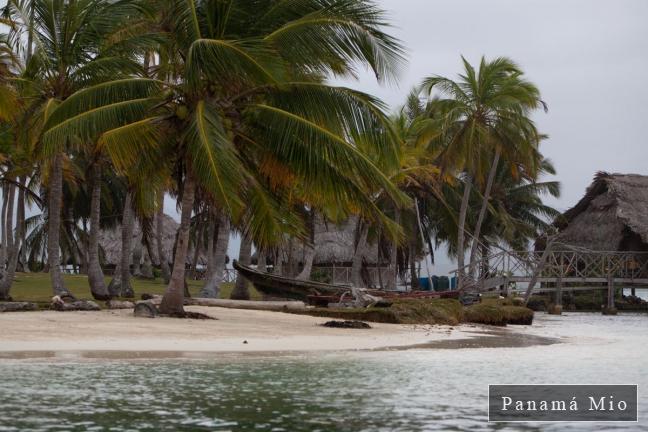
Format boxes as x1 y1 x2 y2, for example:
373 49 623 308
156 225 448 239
257 249 267 273
108 192 135 298
468 148 501 277
200 215 230 298
48 154 69 296
88 165 109 300
132 241 143 277
156 195 171 284
231 234 252 300
160 174 196 314
351 218 369 288
274 247 283 275
5 183 15 256
387 207 400 290
296 211 318 281
0 186 8 268
0 179 25 299
409 241 419 290
16 176 27 272
189 224 202 280
200 219 216 295
140 248 154 279
456 177 472 290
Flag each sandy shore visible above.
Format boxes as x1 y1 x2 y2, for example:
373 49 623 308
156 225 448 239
0 307 465 354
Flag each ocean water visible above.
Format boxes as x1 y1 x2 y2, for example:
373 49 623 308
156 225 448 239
623 287 648 301
0 313 646 431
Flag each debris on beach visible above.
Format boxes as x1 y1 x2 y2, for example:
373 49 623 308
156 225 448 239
321 320 372 329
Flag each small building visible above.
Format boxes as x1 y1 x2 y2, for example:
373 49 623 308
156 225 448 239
554 172 648 251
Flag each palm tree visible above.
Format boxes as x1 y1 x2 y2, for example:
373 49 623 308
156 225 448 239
421 56 546 287
78 0 408 314
479 157 560 254
200 212 229 298
4 0 153 296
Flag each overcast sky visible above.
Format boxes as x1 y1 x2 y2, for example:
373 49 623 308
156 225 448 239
336 0 648 211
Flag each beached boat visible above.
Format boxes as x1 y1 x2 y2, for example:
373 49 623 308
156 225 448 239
233 260 461 304
233 260 350 301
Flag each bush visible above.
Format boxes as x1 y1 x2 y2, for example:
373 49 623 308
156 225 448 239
464 298 534 325
503 305 534 324
464 303 506 326
303 298 464 325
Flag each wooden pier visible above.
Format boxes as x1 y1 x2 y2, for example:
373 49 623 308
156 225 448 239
451 250 648 311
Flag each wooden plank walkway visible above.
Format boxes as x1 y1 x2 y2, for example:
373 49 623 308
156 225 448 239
451 250 648 310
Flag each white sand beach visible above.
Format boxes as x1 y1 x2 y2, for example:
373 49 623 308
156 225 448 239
0 307 480 354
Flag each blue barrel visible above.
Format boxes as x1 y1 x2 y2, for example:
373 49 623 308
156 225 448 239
450 276 457 290
431 275 440 291
437 276 450 291
418 277 432 291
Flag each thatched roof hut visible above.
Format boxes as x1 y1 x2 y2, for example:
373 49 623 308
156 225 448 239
553 172 648 251
312 218 380 266
263 217 382 268
99 214 205 266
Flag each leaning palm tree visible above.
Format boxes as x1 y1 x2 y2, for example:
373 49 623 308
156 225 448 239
421 56 546 287
480 157 561 254
92 0 409 314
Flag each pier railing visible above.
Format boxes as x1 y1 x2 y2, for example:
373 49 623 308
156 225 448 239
451 250 648 292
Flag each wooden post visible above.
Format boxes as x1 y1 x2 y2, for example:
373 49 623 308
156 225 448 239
555 276 563 307
548 276 563 315
603 275 617 315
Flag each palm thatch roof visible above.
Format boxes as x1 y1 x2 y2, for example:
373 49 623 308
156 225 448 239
274 217 380 266
313 217 379 265
554 172 648 251
99 214 204 266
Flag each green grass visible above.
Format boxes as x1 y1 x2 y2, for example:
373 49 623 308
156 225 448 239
6 272 261 303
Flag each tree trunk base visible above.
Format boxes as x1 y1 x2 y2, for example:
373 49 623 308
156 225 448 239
106 300 136 309
90 291 112 301
108 278 134 298
547 304 562 315
0 302 38 312
134 301 158 318
51 298 100 311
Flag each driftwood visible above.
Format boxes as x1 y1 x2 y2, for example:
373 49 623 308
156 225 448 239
189 298 306 312
140 294 306 312
106 300 136 310
51 296 100 311
140 294 193 306
0 302 38 312
134 301 158 318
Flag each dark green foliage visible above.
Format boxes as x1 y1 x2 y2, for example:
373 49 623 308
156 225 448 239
303 298 464 325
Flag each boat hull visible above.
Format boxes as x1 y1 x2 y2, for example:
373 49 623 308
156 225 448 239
233 260 349 301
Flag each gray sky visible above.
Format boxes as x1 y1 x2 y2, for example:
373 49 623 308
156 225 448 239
328 0 648 274
336 0 648 211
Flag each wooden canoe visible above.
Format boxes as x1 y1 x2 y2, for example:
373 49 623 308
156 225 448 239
233 260 460 303
233 260 350 301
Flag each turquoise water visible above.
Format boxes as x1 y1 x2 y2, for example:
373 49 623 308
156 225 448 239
0 313 646 431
